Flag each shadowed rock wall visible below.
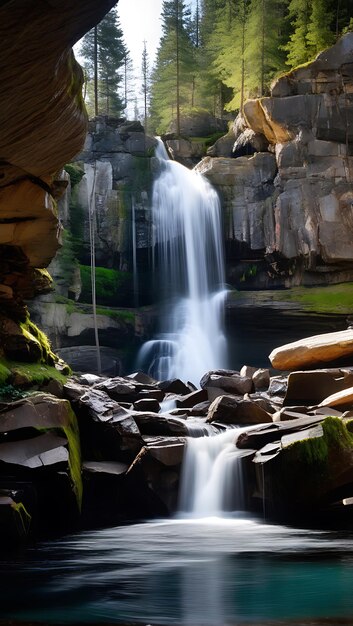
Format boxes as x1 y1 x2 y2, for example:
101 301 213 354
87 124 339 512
0 0 117 363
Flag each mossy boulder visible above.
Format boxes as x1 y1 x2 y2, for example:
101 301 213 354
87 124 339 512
257 417 353 521
0 393 82 539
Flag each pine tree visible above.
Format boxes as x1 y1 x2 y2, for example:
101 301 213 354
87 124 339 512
244 0 287 98
80 7 127 116
284 0 312 68
211 0 249 112
141 41 150 131
196 0 230 116
149 0 195 134
306 0 335 55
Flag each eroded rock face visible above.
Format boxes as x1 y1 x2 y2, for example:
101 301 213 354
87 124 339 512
72 116 157 269
0 0 116 361
201 33 353 288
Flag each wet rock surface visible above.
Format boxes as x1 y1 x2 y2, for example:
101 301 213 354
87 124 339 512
3 326 353 540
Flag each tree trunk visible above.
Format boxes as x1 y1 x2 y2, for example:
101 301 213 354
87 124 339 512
176 0 181 136
94 25 98 116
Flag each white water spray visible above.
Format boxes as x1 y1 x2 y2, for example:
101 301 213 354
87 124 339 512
138 140 227 386
178 429 248 516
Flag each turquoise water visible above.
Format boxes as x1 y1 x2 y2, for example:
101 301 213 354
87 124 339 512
1 516 353 624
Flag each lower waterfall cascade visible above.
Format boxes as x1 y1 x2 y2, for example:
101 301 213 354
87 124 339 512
178 428 248 517
137 139 227 386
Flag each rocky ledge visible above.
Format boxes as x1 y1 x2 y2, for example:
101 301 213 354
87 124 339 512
3 328 353 543
198 33 353 289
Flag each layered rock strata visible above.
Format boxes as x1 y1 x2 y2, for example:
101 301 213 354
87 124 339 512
198 33 353 288
0 0 116 366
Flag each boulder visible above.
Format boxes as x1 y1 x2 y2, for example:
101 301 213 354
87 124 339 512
285 368 353 405
132 412 189 437
201 370 253 395
207 395 272 425
133 398 161 413
319 387 353 409
158 379 191 395
252 416 353 521
252 368 270 391
207 131 236 157
144 437 187 467
176 389 208 408
269 330 353 370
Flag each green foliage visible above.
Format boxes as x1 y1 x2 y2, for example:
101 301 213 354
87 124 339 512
306 0 335 56
0 384 27 401
80 7 127 116
150 0 353 125
284 0 313 67
64 163 85 188
79 265 132 307
149 0 197 134
56 230 80 284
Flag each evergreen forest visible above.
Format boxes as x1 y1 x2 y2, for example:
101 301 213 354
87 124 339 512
80 1 353 134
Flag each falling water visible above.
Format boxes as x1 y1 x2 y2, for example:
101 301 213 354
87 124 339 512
138 139 227 386
178 428 251 516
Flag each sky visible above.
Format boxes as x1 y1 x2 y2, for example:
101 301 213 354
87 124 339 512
117 0 164 70
75 0 196 118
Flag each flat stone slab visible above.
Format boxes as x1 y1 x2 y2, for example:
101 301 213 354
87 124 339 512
83 461 128 475
269 329 353 370
319 386 353 408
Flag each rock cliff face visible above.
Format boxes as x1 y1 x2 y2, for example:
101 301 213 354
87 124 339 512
73 117 157 269
0 0 116 368
198 33 353 288
28 117 157 373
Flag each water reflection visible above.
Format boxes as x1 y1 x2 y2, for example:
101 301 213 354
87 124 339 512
1 517 353 624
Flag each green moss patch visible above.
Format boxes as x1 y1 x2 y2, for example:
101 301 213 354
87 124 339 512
64 162 85 189
63 405 83 509
288 417 353 467
96 307 135 324
0 360 69 395
79 265 132 307
20 318 56 364
229 283 353 314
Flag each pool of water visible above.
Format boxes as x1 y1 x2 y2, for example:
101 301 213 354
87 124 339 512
2 516 353 625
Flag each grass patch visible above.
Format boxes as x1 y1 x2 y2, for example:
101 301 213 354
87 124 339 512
288 283 353 313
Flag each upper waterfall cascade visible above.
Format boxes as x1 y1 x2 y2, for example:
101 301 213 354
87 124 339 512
138 139 228 386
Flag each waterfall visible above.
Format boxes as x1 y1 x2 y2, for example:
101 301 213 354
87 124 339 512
178 429 247 516
138 139 227 386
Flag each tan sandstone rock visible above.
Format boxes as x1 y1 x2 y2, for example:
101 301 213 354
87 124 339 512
269 329 353 370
